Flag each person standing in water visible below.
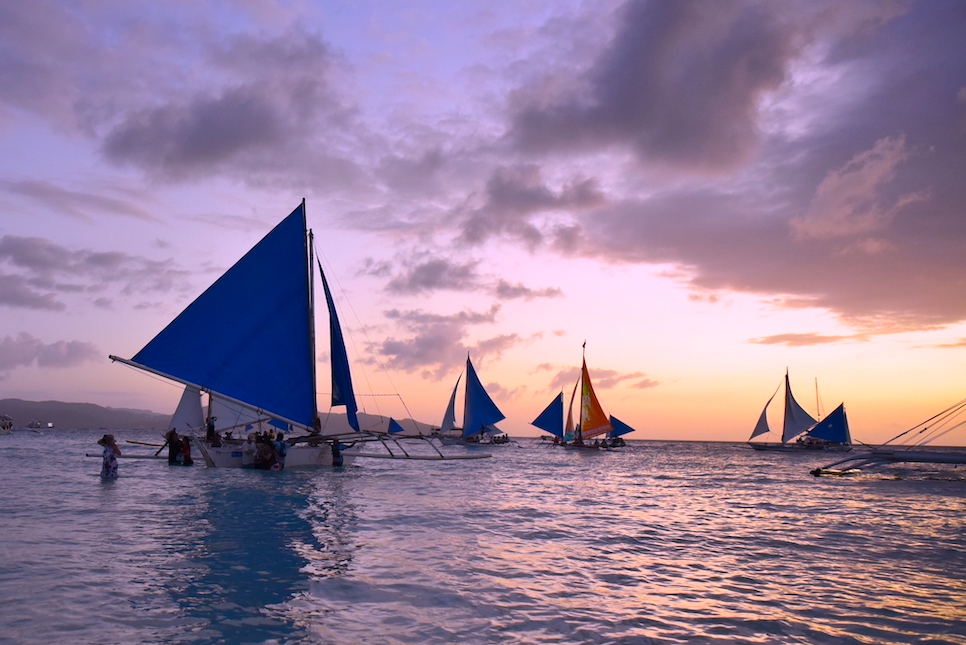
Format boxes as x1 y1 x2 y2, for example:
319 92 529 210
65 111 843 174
98 434 121 478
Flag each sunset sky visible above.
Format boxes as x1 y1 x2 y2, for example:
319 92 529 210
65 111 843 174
2 0 966 443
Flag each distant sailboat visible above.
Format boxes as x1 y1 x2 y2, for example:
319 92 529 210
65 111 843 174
532 349 636 449
435 355 508 445
111 202 360 468
748 370 851 452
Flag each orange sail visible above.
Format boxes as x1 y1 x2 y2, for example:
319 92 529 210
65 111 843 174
579 359 613 439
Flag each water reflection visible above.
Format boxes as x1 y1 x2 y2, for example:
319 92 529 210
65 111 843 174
146 468 359 644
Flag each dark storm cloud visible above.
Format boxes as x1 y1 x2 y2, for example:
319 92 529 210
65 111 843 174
379 305 519 377
0 332 100 372
511 0 803 171
0 235 191 309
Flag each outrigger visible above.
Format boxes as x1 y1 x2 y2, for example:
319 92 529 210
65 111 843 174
811 395 966 476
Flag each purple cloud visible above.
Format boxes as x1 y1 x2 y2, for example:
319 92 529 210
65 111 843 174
0 235 191 310
379 305 521 377
511 0 803 172
0 332 100 372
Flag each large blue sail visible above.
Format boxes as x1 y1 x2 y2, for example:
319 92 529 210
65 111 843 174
319 261 359 432
462 355 505 438
805 403 850 444
532 392 564 437
131 205 315 427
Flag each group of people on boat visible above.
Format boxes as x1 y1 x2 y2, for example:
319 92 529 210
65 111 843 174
550 434 626 449
241 430 288 470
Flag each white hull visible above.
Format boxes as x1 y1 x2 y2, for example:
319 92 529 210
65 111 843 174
196 440 356 468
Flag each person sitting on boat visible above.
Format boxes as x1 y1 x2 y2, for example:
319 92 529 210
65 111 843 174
241 433 257 468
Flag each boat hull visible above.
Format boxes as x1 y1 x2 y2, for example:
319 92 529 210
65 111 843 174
196 440 356 468
750 442 851 453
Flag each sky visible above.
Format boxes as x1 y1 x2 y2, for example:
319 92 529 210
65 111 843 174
2 0 966 444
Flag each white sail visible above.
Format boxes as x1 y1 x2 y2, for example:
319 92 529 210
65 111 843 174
168 385 204 432
440 374 461 434
208 393 273 436
782 372 817 443
749 399 772 440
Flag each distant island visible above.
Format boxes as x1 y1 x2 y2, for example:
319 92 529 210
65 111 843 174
0 398 436 435
0 398 170 431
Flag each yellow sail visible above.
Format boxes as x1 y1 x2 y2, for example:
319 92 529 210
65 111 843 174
579 359 613 440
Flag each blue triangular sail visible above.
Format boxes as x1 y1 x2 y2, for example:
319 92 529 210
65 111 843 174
132 205 315 427
463 355 505 438
319 260 359 432
805 403 850 444
532 392 564 438
388 418 405 434
608 415 635 438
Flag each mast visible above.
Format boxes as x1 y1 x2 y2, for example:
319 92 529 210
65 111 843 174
306 198 319 432
578 341 586 443
815 378 823 421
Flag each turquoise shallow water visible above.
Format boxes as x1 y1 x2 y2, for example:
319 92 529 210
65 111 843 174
1 429 965 645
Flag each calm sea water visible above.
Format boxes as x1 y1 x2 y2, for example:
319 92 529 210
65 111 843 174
1 429 964 645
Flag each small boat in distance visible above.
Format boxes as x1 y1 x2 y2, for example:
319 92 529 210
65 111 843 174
748 370 851 452
434 354 508 445
532 347 635 449
0 413 12 434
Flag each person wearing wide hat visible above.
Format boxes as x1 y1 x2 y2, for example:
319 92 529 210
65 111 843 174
97 434 121 479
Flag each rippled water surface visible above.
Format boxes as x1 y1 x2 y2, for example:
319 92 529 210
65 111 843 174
2 430 965 644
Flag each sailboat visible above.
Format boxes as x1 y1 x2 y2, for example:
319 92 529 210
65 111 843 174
434 355 508 445
748 370 851 452
111 202 361 468
532 351 636 449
